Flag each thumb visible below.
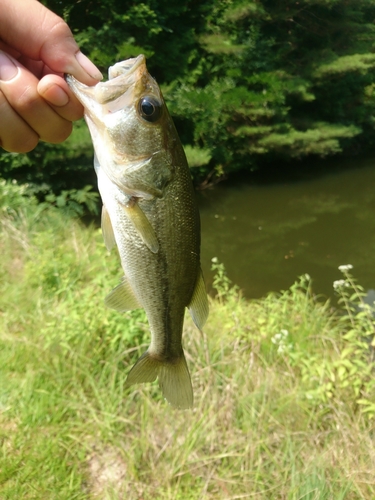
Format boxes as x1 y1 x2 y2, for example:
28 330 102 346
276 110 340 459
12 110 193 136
0 0 102 84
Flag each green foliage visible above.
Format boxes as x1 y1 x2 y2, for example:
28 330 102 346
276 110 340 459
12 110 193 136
258 122 361 157
0 121 99 215
0 176 99 219
0 121 93 188
263 268 375 419
2 0 375 193
314 53 375 78
211 256 239 301
183 145 211 168
0 178 37 216
166 0 375 180
210 260 375 420
44 185 99 217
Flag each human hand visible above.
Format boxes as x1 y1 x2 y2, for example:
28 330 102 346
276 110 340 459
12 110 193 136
0 0 103 153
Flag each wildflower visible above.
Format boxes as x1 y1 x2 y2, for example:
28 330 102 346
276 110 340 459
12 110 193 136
333 279 347 290
272 333 282 344
338 264 353 272
271 329 292 354
211 257 218 263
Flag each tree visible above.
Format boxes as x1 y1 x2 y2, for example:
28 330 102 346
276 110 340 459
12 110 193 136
166 0 375 180
2 0 375 193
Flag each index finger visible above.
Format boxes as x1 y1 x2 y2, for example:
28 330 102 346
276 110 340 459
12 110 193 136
0 0 102 84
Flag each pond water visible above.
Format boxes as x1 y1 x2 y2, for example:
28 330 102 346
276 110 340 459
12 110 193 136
198 156 375 300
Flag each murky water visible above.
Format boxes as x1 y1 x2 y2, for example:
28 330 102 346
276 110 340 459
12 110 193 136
198 157 375 300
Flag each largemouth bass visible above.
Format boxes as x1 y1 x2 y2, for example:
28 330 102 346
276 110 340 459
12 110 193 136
66 55 208 409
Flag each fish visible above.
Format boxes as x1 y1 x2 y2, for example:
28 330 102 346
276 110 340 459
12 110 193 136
65 55 208 409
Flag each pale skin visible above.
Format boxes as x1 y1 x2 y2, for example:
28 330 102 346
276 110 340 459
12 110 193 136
0 0 103 153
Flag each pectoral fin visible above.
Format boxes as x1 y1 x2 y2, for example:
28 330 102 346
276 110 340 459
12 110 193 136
101 205 116 251
105 276 141 312
124 202 159 253
188 270 209 330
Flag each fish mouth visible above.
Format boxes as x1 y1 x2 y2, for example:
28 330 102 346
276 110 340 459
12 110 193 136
108 54 145 80
65 54 147 106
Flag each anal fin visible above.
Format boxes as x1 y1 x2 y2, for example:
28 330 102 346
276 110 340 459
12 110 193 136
104 276 141 312
188 269 209 330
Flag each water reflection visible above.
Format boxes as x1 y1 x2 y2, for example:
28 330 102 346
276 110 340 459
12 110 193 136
198 157 375 300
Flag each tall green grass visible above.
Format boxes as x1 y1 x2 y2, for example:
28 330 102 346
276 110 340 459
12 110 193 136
1 180 375 499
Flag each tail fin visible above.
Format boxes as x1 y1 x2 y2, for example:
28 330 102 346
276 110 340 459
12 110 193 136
125 351 193 409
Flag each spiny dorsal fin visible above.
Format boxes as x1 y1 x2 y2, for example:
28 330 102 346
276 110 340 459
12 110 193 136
188 269 209 330
101 205 116 251
104 276 141 312
123 202 159 253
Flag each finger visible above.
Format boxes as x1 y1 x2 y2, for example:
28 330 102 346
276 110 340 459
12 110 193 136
1 0 102 84
1 40 48 79
0 51 73 145
38 74 84 122
0 90 39 153
0 40 20 59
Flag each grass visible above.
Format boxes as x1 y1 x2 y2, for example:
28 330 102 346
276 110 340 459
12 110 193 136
1 187 375 499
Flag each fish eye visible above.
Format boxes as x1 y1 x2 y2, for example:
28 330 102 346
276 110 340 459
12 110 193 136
138 96 162 123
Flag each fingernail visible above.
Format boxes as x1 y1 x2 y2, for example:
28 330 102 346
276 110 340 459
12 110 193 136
75 51 103 80
39 83 70 107
0 51 19 81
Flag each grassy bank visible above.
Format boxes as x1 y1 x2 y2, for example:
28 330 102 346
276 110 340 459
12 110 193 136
1 183 375 499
